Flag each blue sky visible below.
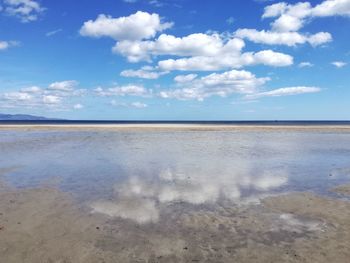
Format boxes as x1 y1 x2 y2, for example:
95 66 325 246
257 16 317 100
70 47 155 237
0 0 349 120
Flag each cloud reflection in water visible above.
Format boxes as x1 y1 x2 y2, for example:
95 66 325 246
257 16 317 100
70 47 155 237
91 165 288 223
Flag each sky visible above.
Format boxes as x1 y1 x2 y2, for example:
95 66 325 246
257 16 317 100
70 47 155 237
0 0 349 120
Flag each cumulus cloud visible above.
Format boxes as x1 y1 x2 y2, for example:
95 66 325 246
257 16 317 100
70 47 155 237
158 49 293 71
95 85 151 97
307 32 333 46
160 69 269 101
262 2 289 18
236 0 350 47
120 66 168 79
43 95 61 104
80 11 173 41
268 2 312 32
235 29 332 47
113 33 245 62
20 86 42 93
48 80 78 91
245 86 321 99
263 0 350 32
80 11 294 71
174 74 198 83
0 80 84 110
332 61 347 68
76 9 329 103
3 91 33 102
3 0 45 23
311 0 350 17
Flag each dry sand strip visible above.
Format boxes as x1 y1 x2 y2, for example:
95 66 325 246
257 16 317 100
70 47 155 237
1 124 350 132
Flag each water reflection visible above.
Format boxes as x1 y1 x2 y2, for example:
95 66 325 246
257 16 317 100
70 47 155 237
1 130 350 224
91 198 159 224
91 166 288 223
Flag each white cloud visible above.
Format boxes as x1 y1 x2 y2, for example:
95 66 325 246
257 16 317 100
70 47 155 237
298 62 314 68
253 50 294 66
332 61 347 68
0 80 84 110
149 0 164 7
237 0 350 47
131 101 148 108
95 85 150 97
43 95 61 104
263 0 350 33
160 69 269 101
80 11 173 41
0 40 19 50
312 0 350 17
307 32 333 46
113 33 245 62
20 86 42 93
3 0 45 23
3 91 32 101
110 100 148 108
158 49 293 71
0 41 10 50
262 2 288 18
48 80 78 91
110 100 123 107
73 103 84 109
46 28 62 37
270 2 312 32
235 29 332 47
80 11 295 72
246 86 321 99
0 90 39 109
174 74 198 83
120 66 168 79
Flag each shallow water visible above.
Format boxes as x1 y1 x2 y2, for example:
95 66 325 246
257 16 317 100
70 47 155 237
1 129 350 224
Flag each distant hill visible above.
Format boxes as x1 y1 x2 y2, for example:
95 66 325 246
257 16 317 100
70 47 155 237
0 113 53 121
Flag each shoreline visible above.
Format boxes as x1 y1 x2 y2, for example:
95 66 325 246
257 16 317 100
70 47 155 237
1 123 350 131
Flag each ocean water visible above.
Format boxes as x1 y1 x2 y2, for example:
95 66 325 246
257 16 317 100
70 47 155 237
1 128 350 223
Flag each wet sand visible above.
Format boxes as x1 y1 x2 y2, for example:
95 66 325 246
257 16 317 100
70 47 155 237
1 176 350 262
333 184 350 196
1 126 350 262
